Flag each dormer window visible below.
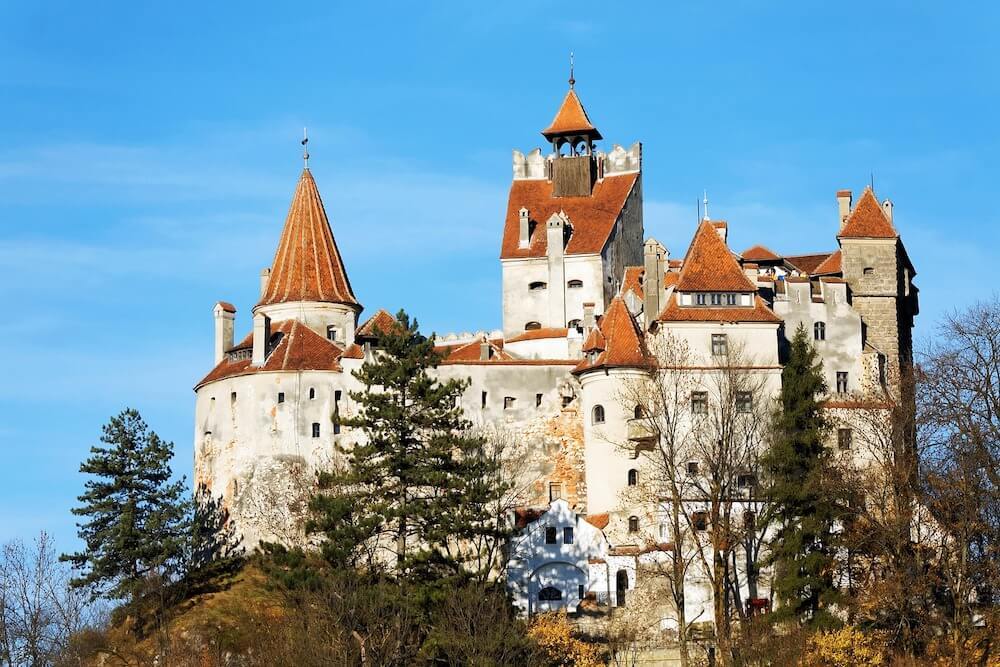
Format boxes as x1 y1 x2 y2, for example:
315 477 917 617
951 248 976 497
529 281 547 291
525 321 541 331
710 293 722 306
863 267 875 276
726 294 737 305
696 293 707 306
568 279 583 289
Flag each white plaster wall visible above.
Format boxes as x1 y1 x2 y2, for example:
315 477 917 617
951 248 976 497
654 321 781 368
253 301 359 343
501 255 606 335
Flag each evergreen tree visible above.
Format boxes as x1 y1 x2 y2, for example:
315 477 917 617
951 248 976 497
309 310 509 586
763 324 845 628
62 409 191 604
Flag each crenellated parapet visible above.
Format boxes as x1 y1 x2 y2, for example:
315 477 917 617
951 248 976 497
512 142 642 182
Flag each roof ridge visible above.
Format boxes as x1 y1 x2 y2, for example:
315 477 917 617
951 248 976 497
678 221 757 292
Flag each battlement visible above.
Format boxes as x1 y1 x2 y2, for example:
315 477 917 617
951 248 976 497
512 142 642 181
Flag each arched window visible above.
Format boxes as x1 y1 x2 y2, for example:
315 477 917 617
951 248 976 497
567 279 583 288
863 267 875 275
633 404 644 419
524 321 541 331
529 281 547 291
628 516 639 532
627 469 638 486
814 321 826 341
567 319 582 330
539 586 562 601
592 404 605 424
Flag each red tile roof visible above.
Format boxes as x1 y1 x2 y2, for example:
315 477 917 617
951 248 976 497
656 293 782 323
500 173 639 259
839 188 897 239
584 513 610 529
741 244 781 262
678 221 757 292
436 338 512 362
812 250 842 275
574 297 652 373
196 319 349 388
356 309 401 339
505 327 569 343
514 507 546 530
541 88 602 139
215 301 236 313
622 266 644 300
258 169 360 309
786 253 834 274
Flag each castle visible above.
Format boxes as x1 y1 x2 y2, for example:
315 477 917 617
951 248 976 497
193 78 917 625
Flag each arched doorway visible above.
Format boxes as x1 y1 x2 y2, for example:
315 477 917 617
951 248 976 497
616 570 628 608
530 562 587 613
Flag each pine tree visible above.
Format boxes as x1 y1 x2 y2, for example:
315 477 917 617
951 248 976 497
763 324 845 628
62 409 191 604
309 310 509 586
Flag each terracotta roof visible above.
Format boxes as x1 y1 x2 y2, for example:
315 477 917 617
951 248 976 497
839 188 898 239
341 343 365 359
741 244 781 262
574 297 652 373
356 309 401 339
668 259 683 269
258 169 360 309
500 173 639 259
584 513 610 529
812 250 842 275
196 319 348 388
656 293 782 324
215 301 236 313
541 88 602 139
622 266 644 300
820 276 847 284
786 253 834 274
581 325 606 352
663 272 679 288
514 507 546 530
505 327 568 343
677 222 757 292
436 338 513 363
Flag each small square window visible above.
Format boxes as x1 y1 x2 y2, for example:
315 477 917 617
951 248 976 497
838 428 853 451
563 527 574 544
692 511 709 531
710 293 722 306
545 527 557 544
504 396 516 410
311 423 320 438
737 473 756 488
736 391 752 413
549 482 562 502
691 392 708 415
277 392 285 404
686 461 700 475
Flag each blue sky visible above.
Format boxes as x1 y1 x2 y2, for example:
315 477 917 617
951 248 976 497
2 2 998 547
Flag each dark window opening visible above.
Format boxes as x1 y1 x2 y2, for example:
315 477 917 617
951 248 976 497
592 404 605 424
692 511 709 531
863 267 875 275
539 586 562 601
311 423 320 438
691 392 708 415
736 391 752 413
536 393 543 408
814 321 826 341
568 318 582 330
568 279 583 288
277 392 285 404
711 293 722 306
737 473 757 488
563 527 574 544
712 333 728 356
504 396 516 410
628 516 639 533
309 387 316 400
578 584 585 599
696 293 707 306
837 372 848 394
326 325 337 341
616 570 628 607
549 482 562 502
481 391 487 409
627 469 638 486
545 527 557 544
230 392 237 401
633 404 644 419
726 293 737 305
744 510 756 529
838 428 853 450
687 461 700 475
524 321 542 330
529 281 547 291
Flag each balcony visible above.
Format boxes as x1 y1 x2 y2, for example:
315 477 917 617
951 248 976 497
627 418 658 443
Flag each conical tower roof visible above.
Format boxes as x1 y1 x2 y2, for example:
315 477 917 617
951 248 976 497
542 88 603 140
839 187 898 239
258 169 359 308
677 221 757 292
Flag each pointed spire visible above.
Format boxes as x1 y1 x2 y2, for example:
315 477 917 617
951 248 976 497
541 62 602 141
838 186 897 239
677 221 757 292
301 127 310 169
257 170 360 308
702 190 710 221
569 51 575 88
574 297 651 374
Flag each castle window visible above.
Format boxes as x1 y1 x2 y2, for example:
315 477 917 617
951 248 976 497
568 279 583 288
536 393 543 408
525 321 541 331
309 387 316 400
545 527 557 544
311 423 320 438
737 473 757 488
627 469 638 486
592 404 606 424
691 392 708 415
838 428 853 450
481 391 487 409
326 325 338 341
634 404 644 419
692 511 709 531
231 392 237 402
563 527 574 545
863 267 875 275
710 293 722 306
549 482 562 501
529 281 547 291
726 293 738 305
736 391 752 413
687 461 700 475
837 372 848 394
568 318 582 330
628 516 639 533
277 392 285 404
711 333 728 356
696 293 707 306
504 396 516 410
539 586 562 601
814 322 826 341
744 510 757 529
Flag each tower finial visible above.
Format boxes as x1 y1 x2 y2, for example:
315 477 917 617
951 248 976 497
702 190 710 221
569 51 575 88
301 127 310 169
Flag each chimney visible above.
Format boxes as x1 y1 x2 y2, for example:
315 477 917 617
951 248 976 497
479 339 492 361
643 238 666 322
213 302 236 365
252 311 271 366
837 190 852 230
546 212 567 328
518 207 530 248
583 302 596 337
713 222 728 243
260 267 271 298
882 198 893 223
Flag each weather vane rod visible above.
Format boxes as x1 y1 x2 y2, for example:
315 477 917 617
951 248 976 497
569 52 575 88
302 127 310 168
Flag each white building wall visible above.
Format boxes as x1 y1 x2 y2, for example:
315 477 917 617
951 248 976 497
502 255 606 335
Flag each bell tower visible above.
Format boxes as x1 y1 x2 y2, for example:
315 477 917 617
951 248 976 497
541 65 603 197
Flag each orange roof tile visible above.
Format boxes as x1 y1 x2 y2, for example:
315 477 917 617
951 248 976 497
839 188 897 239
678 221 757 292
656 293 782 323
582 325 606 352
356 309 401 339
436 338 513 363
196 320 349 388
505 327 569 343
584 513 610 529
574 297 651 373
741 244 781 262
541 88 602 139
622 266 644 300
258 170 360 309
785 253 834 274
812 249 842 275
500 173 639 259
